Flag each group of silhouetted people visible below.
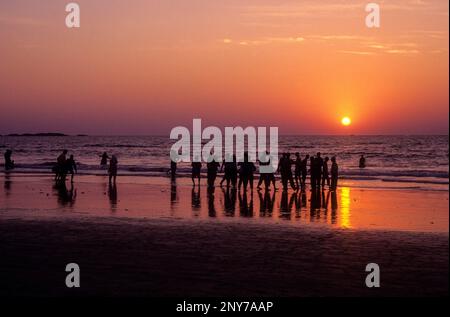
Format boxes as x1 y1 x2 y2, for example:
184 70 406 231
51 150 118 185
169 151 342 192
53 150 77 183
276 152 339 192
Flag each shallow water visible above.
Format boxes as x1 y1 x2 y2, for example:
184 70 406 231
0 135 448 187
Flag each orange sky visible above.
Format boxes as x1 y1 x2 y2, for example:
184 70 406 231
0 0 448 135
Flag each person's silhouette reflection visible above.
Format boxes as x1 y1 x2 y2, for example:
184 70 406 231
54 181 77 208
191 186 201 214
331 190 338 224
170 180 178 209
207 186 216 217
108 183 118 212
280 190 295 219
239 190 253 217
222 187 236 216
4 172 12 197
301 191 307 209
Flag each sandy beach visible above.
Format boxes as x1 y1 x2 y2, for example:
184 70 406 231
0 174 448 296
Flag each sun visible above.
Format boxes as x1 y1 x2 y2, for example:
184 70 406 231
341 117 352 126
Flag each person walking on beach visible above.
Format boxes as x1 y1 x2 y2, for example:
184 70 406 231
300 154 309 190
4 150 14 171
330 156 339 191
206 153 220 188
100 152 110 167
109 155 118 185
359 155 366 168
191 158 202 186
322 156 330 189
66 155 77 183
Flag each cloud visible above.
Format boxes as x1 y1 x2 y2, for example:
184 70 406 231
338 50 377 56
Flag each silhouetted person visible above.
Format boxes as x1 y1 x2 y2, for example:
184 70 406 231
294 152 302 189
65 155 77 183
359 155 366 168
55 150 68 182
191 159 202 186
109 155 118 185
330 156 339 191
309 156 316 190
100 152 110 166
301 154 309 190
169 160 177 180
315 152 324 188
322 156 330 189
277 153 296 191
240 152 256 192
220 154 238 188
4 150 14 170
206 154 220 188
257 151 274 190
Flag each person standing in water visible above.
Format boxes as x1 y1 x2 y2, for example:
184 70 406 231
315 152 324 188
220 154 238 188
4 150 14 170
278 153 296 191
240 152 256 192
301 154 309 190
109 155 118 185
359 155 366 168
257 151 271 190
66 155 78 183
100 152 110 166
309 156 316 190
191 158 202 186
330 156 339 191
322 156 330 189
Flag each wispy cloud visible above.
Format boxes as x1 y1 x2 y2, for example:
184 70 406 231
338 50 377 56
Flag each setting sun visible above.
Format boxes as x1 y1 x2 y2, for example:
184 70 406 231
341 117 352 126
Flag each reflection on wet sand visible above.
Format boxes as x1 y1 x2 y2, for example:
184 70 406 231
170 180 178 213
108 183 118 212
184 184 350 228
4 173 12 197
53 182 77 208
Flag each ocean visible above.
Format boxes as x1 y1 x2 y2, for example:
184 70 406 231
0 135 448 189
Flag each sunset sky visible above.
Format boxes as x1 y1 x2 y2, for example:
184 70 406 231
0 0 448 135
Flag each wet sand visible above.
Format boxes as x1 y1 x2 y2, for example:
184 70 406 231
0 174 448 296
